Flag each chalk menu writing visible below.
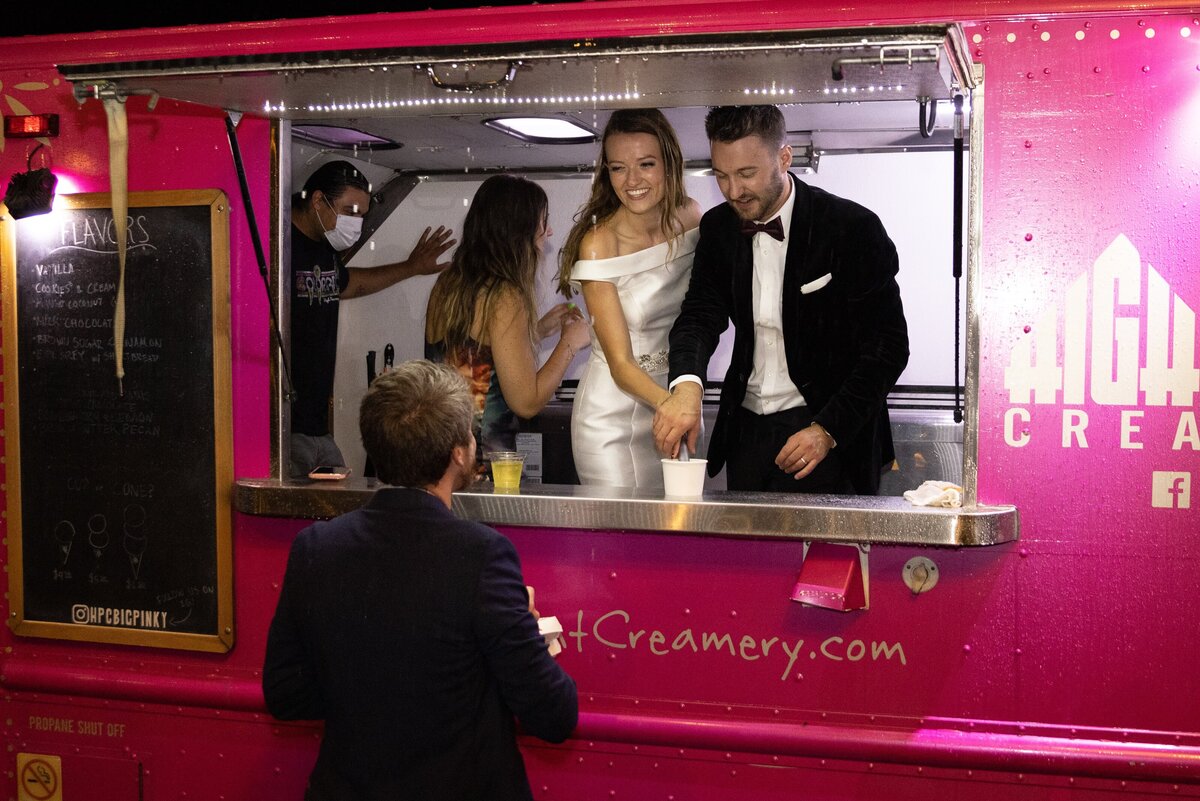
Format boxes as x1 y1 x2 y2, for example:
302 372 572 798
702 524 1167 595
4 191 233 652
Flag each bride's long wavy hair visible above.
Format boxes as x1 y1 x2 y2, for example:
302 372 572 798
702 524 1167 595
556 108 688 297
427 174 548 350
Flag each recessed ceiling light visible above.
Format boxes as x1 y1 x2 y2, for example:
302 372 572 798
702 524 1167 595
293 124 401 151
483 117 597 144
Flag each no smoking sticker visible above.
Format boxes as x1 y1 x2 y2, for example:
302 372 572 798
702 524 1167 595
17 753 62 801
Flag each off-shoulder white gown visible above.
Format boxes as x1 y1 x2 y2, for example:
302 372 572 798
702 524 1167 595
569 228 699 489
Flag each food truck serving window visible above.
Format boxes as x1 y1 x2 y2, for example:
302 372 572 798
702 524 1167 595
58 28 970 121
57 27 1016 545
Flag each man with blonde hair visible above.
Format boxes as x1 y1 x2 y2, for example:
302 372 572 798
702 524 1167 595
264 359 577 800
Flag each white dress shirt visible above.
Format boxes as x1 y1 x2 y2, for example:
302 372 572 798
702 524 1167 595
742 178 805 414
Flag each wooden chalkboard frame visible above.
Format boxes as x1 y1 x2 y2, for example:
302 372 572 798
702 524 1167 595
1 190 234 652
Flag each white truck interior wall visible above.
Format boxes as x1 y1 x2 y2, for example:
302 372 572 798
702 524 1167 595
291 148 965 475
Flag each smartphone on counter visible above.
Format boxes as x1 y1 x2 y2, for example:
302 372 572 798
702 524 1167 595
308 465 350 480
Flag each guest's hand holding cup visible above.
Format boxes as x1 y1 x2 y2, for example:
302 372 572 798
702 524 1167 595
526 585 539 620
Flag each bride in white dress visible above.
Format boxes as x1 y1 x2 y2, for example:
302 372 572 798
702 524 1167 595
557 109 703 489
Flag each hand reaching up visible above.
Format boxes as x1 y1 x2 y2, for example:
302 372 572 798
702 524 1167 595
406 226 456 276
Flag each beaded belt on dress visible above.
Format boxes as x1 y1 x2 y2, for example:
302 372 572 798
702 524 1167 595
637 349 669 373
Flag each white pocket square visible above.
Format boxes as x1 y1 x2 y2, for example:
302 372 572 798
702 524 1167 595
800 273 832 294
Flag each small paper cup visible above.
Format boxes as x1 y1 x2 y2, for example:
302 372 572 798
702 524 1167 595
661 458 708 498
538 615 564 656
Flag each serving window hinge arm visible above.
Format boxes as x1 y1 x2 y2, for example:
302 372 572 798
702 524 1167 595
831 45 940 82
417 60 523 93
72 81 160 110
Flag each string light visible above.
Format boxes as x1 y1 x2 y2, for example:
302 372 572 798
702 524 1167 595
298 90 641 114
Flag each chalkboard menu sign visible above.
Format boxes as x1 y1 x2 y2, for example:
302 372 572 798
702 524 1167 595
1 190 234 652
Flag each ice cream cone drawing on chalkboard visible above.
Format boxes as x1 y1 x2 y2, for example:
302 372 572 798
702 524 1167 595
123 503 147 580
87 513 108 559
53 520 74 566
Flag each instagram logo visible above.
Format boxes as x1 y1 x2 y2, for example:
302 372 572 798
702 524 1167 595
1151 472 1191 509
71 604 89 623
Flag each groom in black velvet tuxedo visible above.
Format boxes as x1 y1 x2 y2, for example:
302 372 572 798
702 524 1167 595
654 105 909 495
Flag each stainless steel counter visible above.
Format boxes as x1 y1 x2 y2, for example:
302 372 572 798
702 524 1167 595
234 478 1017 547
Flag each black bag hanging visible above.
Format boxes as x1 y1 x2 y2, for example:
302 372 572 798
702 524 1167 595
3 144 57 219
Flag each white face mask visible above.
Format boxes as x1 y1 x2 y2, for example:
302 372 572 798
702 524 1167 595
321 195 364 251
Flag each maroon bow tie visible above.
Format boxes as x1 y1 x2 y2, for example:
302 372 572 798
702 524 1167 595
740 216 785 241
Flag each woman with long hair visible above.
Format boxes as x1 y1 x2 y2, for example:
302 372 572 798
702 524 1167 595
427 174 590 471
558 109 702 489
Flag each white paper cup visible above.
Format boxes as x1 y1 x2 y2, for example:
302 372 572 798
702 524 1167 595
538 615 564 655
661 458 708 498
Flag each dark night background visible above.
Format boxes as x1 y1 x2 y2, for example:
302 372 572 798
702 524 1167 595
11 2 573 37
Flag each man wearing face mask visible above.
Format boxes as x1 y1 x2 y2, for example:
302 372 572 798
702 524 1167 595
290 160 456 478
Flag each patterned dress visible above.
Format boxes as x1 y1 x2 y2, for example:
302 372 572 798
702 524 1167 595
425 337 518 477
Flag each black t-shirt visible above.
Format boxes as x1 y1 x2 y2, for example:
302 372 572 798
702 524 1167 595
290 225 350 436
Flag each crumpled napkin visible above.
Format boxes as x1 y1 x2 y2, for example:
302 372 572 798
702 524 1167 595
903 480 963 508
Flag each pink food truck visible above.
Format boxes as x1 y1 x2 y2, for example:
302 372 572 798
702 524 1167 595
1 0 1197 798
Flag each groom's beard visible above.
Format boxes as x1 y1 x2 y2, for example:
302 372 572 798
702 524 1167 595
728 170 786 223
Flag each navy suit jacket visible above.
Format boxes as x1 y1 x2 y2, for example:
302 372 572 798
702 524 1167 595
263 487 578 800
668 174 909 494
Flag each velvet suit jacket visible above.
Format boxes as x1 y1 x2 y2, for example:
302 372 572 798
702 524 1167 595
263 487 578 801
668 175 909 494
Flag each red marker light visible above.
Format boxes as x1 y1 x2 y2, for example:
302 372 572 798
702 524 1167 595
3 114 60 138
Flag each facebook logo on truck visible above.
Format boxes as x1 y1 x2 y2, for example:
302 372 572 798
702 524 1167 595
1151 472 1191 509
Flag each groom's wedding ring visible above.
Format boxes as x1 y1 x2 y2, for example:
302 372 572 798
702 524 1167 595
799 456 808 466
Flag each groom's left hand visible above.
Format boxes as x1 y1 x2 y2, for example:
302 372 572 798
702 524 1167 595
776 423 835 479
